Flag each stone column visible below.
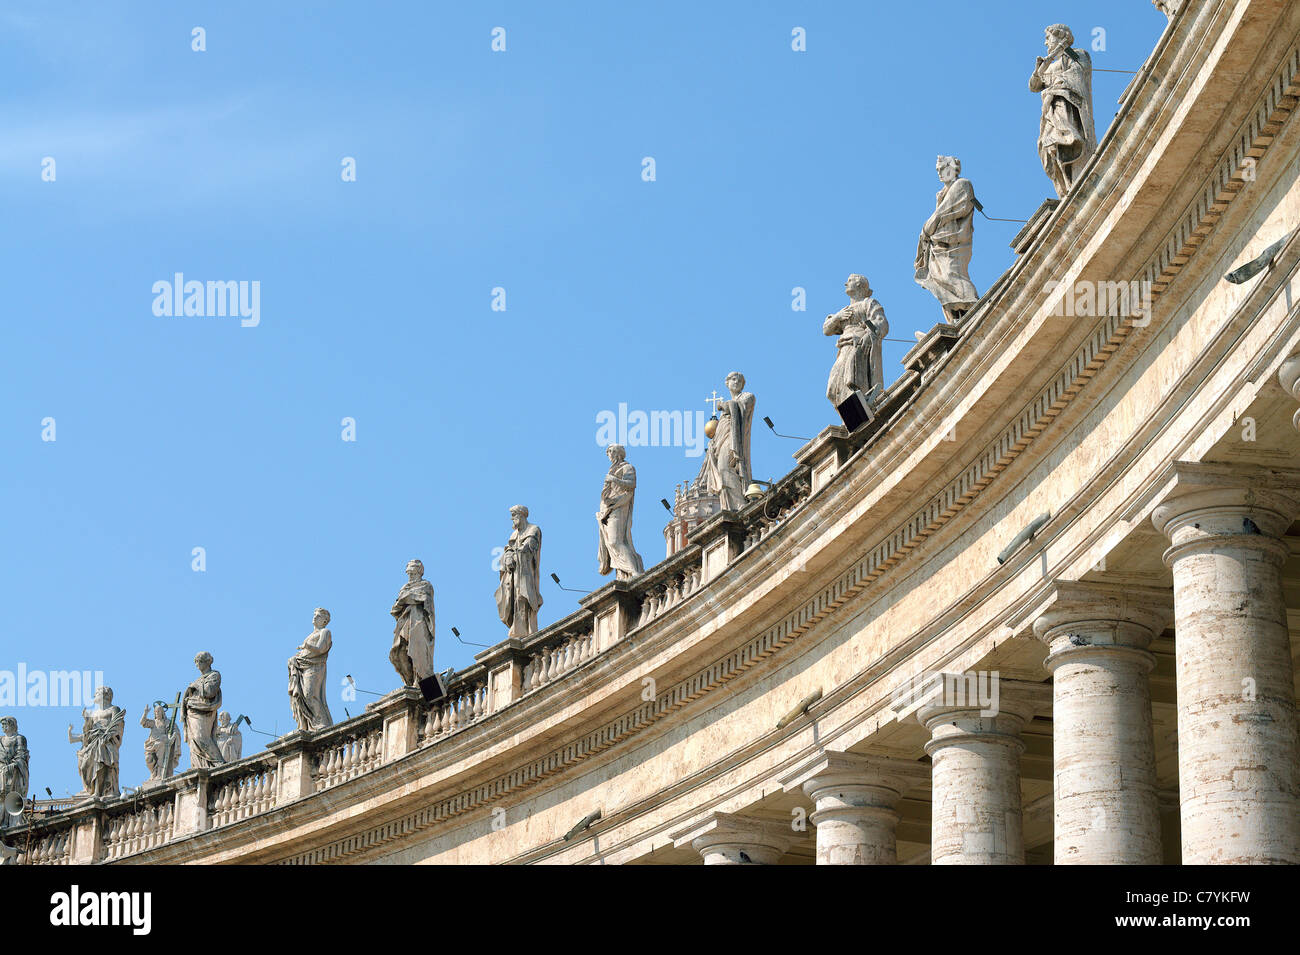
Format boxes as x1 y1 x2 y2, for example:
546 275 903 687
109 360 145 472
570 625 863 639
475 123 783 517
780 752 927 864
672 811 793 865
1279 352 1300 431
919 677 1046 865
1034 581 1170 864
1153 462 1300 864
370 686 424 764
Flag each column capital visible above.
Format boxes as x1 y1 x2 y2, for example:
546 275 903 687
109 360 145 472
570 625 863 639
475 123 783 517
1151 462 1300 561
1033 580 1170 671
778 750 928 800
671 812 793 865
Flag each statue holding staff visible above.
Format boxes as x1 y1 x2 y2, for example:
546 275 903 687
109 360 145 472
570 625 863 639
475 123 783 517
704 372 755 512
140 701 181 782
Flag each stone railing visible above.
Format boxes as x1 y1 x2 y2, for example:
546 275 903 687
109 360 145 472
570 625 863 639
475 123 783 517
15 819 75 865
103 791 177 861
425 669 491 741
209 759 278 826
521 618 596 693
311 724 383 790
2 455 835 864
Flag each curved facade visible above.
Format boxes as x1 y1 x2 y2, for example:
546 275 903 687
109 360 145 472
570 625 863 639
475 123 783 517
7 0 1300 865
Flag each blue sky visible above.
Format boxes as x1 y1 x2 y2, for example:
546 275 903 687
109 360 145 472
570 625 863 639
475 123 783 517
0 1 1164 799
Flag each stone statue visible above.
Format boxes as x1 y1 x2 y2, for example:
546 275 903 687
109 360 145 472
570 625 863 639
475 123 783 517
0 718 29 825
704 372 756 512
68 686 125 799
915 156 978 322
181 652 225 769
390 560 436 687
1030 24 1096 197
495 505 543 638
597 444 645 580
215 712 243 762
823 275 888 409
288 608 334 733
140 703 180 782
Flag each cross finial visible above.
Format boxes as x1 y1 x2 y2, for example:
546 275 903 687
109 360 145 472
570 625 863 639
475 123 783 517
705 389 724 414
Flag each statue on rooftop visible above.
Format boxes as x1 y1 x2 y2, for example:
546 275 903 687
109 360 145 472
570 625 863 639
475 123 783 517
391 559 437 688
0 718 29 825
288 608 334 733
704 373 755 512
1030 23 1096 197
598 444 645 580
68 686 125 799
140 702 181 782
824 274 888 409
915 156 978 322
215 712 243 762
182 652 225 769
496 505 543 638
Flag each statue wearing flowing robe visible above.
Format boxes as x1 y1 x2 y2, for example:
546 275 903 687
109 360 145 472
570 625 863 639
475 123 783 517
0 719 29 821
496 506 543 637
390 561 436 686
182 654 225 769
140 705 180 781
215 713 243 762
705 372 756 512
597 445 644 580
69 687 125 798
288 609 334 733
824 275 888 409
915 157 978 321
1030 25 1096 197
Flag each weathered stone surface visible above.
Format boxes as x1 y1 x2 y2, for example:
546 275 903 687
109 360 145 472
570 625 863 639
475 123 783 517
1035 581 1170 864
1153 464 1300 864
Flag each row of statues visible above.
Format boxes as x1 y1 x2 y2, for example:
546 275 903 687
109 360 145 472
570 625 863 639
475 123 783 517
8 23 1100 810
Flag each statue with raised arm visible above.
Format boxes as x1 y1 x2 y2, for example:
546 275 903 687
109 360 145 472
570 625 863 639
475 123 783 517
181 652 225 769
390 560 436 687
704 372 755 512
0 718 29 825
288 608 334 733
824 274 888 409
1030 23 1096 197
495 505 543 637
140 703 180 782
215 712 243 762
68 686 125 799
597 444 645 580
915 156 978 322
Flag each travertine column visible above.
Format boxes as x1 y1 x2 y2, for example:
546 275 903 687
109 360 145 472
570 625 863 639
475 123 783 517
1153 463 1300 864
919 679 1044 865
672 812 793 865
1034 582 1170 864
1279 353 1300 431
780 752 927 864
